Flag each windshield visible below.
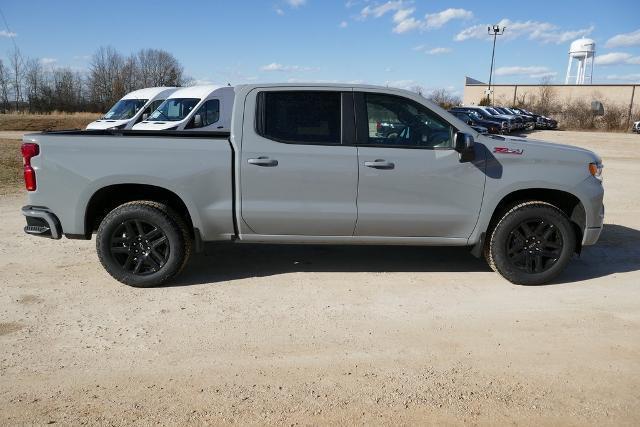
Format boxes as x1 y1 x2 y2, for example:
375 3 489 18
149 98 200 121
485 108 501 115
103 99 148 120
468 111 483 121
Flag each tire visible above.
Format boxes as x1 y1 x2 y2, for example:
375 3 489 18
485 201 576 286
96 201 192 287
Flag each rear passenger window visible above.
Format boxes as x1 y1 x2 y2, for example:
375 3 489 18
258 91 341 144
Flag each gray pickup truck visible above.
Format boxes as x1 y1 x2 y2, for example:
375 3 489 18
21 84 605 287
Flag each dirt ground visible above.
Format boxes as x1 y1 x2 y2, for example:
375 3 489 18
1 130 639 425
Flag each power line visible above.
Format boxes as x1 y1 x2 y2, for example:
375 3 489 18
0 6 20 54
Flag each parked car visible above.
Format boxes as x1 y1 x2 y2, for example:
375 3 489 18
634 121 640 133
481 107 525 130
494 107 535 130
471 125 488 134
517 108 557 130
21 83 604 288
132 85 235 132
448 110 502 134
450 106 512 133
86 87 177 130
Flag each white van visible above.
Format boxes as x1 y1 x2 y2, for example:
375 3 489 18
132 85 234 132
86 87 177 130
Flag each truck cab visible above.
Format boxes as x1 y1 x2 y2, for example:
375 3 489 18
132 85 234 132
86 87 177 130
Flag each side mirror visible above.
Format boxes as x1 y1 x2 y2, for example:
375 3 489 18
142 113 149 121
454 132 476 162
193 114 203 128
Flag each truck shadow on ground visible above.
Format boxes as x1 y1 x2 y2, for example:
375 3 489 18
175 224 640 287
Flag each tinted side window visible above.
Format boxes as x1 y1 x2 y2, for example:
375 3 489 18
192 99 220 128
363 93 452 148
137 99 165 123
259 91 341 144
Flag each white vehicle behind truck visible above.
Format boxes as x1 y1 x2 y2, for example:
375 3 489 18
86 87 177 130
132 85 234 132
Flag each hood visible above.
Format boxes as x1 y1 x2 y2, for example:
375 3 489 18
131 121 179 131
481 134 602 164
86 119 128 130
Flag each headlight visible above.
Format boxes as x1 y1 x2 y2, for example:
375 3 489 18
501 122 507 128
589 162 603 180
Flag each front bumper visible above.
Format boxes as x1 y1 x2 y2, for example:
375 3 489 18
22 206 62 239
582 201 605 246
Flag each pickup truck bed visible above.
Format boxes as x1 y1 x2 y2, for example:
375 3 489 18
24 130 236 242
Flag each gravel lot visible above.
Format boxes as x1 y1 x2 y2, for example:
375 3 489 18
1 130 639 425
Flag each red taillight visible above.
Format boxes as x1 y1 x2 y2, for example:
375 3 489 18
21 143 39 191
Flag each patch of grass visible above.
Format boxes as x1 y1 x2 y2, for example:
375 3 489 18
0 139 23 195
0 112 100 131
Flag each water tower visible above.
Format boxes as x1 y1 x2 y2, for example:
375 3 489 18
565 38 596 84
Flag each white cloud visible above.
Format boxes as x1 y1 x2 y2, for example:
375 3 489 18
455 19 593 44
261 62 318 72
426 47 451 55
39 57 57 65
595 52 632 65
0 30 16 38
339 21 348 28
425 8 473 29
360 1 403 19
275 8 285 15
392 8 420 33
384 79 420 90
605 73 640 82
494 66 555 79
605 29 640 48
286 0 306 7
363 4 472 34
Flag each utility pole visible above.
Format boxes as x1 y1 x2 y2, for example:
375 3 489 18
486 24 505 104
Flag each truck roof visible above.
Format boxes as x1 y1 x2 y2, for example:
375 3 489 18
235 82 416 95
121 87 177 100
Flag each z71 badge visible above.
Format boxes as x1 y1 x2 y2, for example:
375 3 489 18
494 147 524 155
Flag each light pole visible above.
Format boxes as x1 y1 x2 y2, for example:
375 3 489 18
486 24 505 104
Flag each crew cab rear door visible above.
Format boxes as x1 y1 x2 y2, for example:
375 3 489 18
239 88 358 236
353 91 485 238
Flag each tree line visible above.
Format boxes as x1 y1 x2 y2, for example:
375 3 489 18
0 46 188 114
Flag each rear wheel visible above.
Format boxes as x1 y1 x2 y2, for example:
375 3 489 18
96 201 191 287
485 201 576 285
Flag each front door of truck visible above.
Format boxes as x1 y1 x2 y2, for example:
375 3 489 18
240 89 358 236
354 92 486 238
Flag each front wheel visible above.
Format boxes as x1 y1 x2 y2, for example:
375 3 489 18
96 201 191 287
485 201 576 285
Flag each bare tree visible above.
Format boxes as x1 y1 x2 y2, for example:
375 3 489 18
427 88 461 109
88 46 126 111
136 48 185 87
536 76 557 116
409 84 425 97
9 46 24 110
0 59 9 113
24 59 45 112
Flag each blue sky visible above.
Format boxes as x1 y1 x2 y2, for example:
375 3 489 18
1 0 639 95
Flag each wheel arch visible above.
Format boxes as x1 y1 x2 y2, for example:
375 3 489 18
485 188 585 252
84 184 195 239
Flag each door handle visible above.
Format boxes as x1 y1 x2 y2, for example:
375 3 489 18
248 157 278 167
364 159 395 170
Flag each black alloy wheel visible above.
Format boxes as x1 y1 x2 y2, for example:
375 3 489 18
505 218 563 274
109 219 170 275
